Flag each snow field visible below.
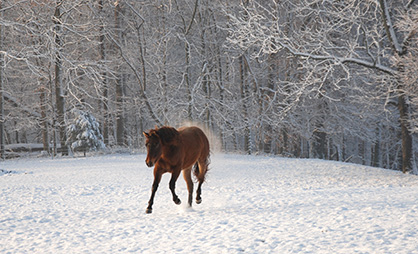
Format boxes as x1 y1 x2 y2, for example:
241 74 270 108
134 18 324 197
1 153 418 253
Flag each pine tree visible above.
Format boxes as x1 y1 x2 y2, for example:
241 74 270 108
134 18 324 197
66 109 105 156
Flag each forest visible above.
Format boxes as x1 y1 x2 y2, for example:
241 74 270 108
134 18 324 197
0 0 417 174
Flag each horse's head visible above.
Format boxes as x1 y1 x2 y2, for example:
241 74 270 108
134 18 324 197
143 130 162 167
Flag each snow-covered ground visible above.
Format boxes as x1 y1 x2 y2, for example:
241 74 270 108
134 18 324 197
1 153 418 253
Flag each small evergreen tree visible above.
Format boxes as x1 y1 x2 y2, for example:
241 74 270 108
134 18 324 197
66 109 105 156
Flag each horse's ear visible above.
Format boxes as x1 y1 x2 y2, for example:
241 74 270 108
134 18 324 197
143 132 149 138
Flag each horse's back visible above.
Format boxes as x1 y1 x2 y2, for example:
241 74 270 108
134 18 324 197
178 126 210 165
178 126 209 148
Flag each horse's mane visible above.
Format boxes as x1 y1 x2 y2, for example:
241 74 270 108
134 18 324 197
151 126 179 144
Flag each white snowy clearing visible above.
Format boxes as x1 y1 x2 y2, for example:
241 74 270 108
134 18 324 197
1 153 418 253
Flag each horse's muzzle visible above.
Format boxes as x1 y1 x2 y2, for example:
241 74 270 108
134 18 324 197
146 160 154 167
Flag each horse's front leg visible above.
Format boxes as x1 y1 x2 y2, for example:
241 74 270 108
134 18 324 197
169 169 182 205
146 169 162 214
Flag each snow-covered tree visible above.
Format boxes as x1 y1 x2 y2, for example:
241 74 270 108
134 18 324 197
66 109 105 156
1 0 417 174
226 0 418 172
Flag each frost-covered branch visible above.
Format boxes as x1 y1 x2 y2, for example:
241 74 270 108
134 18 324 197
106 26 163 126
3 94 42 119
379 0 404 55
275 41 396 75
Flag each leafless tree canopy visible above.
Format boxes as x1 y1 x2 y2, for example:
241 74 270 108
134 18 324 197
0 0 417 173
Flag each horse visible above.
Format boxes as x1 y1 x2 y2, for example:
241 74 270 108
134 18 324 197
143 126 210 214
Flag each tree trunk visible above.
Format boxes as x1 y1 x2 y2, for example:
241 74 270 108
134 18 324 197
239 0 251 154
115 76 124 146
114 1 125 146
373 127 381 167
313 129 326 159
0 0 4 159
240 56 251 154
378 0 413 172
398 93 412 173
184 40 193 121
263 53 276 154
98 0 109 146
54 0 68 155
39 86 49 153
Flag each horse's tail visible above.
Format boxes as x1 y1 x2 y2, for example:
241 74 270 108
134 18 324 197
193 154 210 183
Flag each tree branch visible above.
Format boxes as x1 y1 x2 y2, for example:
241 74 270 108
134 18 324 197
379 0 405 55
184 0 199 35
4 94 42 119
106 32 163 126
406 0 416 9
276 41 397 75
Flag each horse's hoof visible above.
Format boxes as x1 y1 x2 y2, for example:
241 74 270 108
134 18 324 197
174 199 181 205
196 198 202 204
146 208 153 214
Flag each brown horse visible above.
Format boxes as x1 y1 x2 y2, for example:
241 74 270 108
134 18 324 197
143 126 210 214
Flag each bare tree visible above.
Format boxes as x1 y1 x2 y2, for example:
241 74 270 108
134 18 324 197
53 0 68 155
226 0 417 171
0 0 4 159
114 0 125 146
0 0 415 174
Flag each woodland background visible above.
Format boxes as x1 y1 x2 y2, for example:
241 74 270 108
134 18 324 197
0 0 417 173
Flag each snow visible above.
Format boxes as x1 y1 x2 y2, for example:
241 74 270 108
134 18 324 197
1 153 418 253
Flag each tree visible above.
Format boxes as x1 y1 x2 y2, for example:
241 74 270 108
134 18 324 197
226 0 417 172
0 0 415 174
98 0 109 146
392 3 418 173
0 0 7 160
113 0 126 146
53 0 68 155
66 109 105 156
0 0 4 159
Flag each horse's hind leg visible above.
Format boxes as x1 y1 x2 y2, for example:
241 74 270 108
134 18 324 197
196 181 203 204
196 160 207 204
169 169 181 205
183 167 194 207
